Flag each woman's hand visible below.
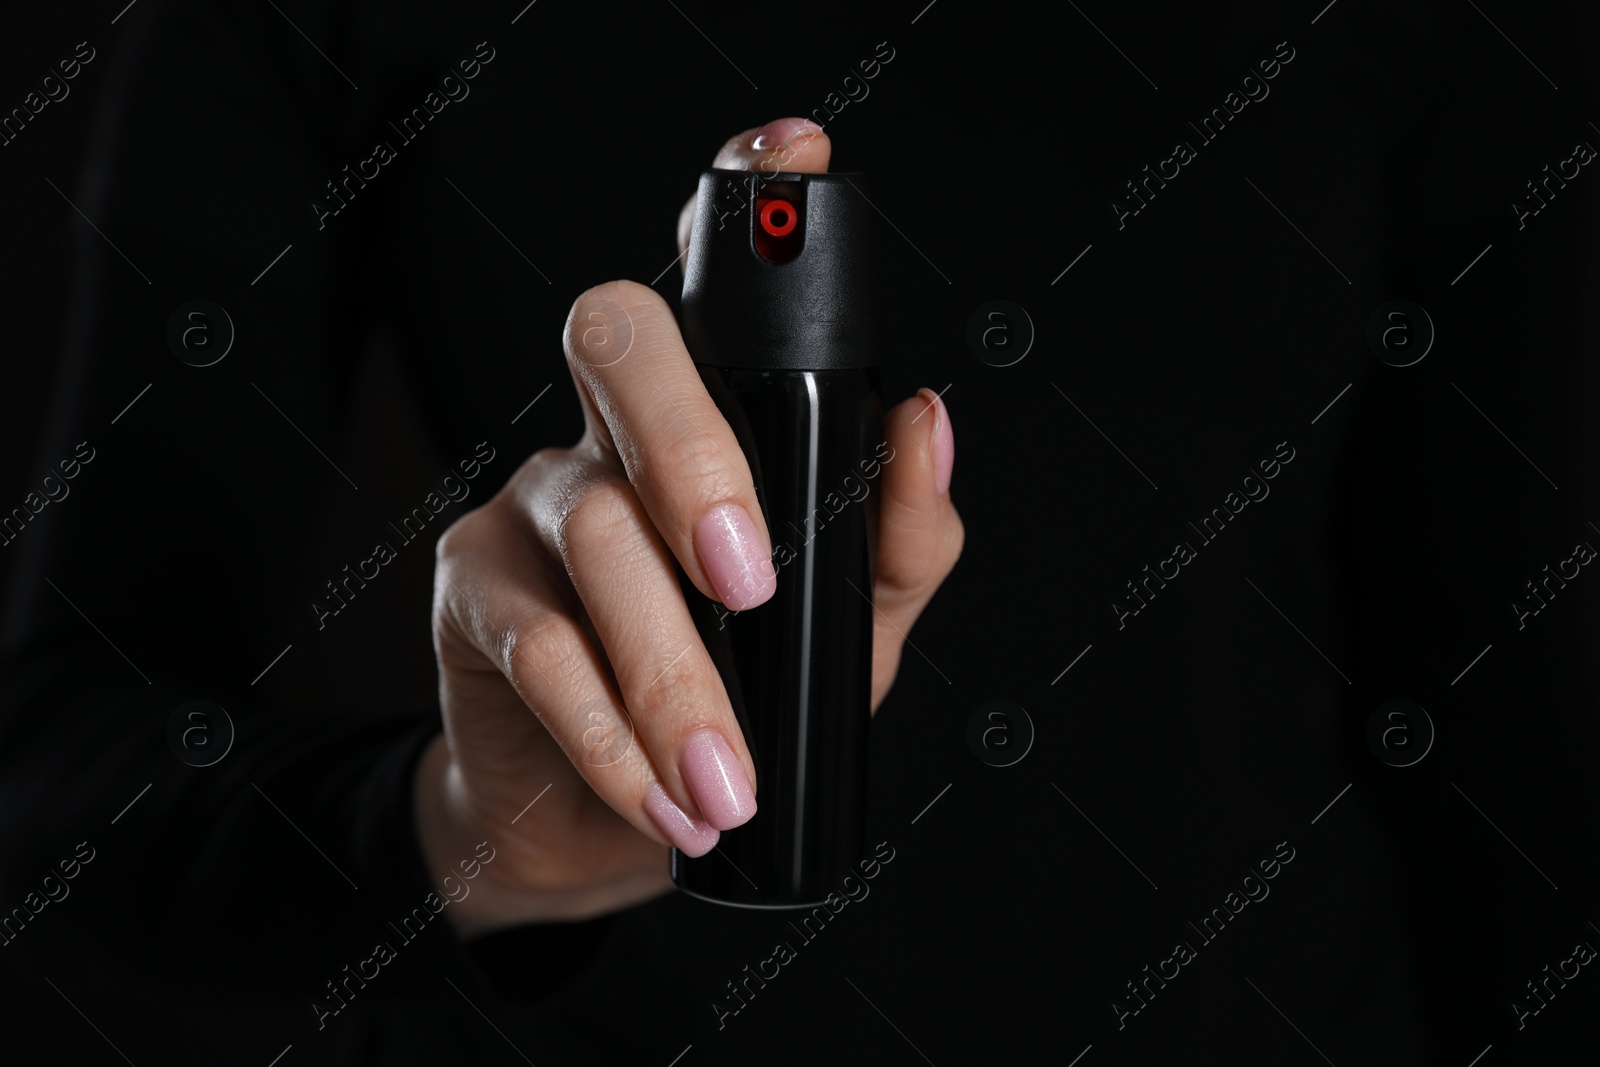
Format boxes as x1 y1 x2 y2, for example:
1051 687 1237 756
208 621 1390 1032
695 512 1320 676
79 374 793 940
414 118 964 936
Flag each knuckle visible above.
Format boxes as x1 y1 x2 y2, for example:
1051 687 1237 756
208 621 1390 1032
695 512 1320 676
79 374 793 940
559 473 642 552
507 614 582 685
433 504 487 566
629 644 715 719
514 445 576 501
644 427 743 511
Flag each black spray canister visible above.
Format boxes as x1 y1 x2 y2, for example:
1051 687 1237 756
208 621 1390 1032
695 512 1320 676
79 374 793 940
672 169 881 907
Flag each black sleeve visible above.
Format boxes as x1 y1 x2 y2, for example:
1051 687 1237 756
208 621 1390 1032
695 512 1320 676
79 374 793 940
0 0 610 1053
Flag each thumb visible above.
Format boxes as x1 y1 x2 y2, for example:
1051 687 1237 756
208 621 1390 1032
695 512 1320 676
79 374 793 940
869 388 963 709
678 118 832 257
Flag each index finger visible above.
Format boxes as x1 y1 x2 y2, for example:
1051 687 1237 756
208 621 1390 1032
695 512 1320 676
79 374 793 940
565 280 776 612
678 117 833 259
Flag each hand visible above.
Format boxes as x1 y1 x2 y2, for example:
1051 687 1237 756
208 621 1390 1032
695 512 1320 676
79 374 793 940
414 118 964 935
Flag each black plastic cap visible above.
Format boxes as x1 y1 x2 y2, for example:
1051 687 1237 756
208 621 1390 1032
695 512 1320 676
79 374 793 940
681 169 879 371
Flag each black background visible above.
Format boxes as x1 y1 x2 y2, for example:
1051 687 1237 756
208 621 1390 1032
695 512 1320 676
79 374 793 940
2 1 1599 1064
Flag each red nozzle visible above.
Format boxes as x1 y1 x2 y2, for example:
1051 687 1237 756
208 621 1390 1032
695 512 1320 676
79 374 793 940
759 198 798 238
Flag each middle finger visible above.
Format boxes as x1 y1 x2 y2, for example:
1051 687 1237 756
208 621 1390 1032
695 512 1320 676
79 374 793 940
517 447 760 834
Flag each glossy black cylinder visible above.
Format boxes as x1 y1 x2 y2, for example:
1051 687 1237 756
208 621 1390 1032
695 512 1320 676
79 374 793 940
672 170 881 907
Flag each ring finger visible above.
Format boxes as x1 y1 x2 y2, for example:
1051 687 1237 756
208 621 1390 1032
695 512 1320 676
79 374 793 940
515 447 761 839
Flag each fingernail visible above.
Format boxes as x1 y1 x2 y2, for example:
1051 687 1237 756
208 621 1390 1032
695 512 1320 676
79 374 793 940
694 504 777 610
679 728 757 831
751 117 822 152
644 783 720 857
921 388 954 496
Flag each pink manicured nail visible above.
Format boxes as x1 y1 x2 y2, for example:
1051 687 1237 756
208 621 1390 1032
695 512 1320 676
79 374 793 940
644 783 720 856
925 389 954 496
694 504 777 610
751 117 822 152
679 728 757 831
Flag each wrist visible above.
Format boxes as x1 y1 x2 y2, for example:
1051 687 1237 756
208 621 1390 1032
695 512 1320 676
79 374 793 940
411 733 538 938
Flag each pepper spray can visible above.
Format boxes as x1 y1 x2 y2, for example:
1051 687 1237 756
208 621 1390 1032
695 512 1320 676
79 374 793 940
672 169 881 907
